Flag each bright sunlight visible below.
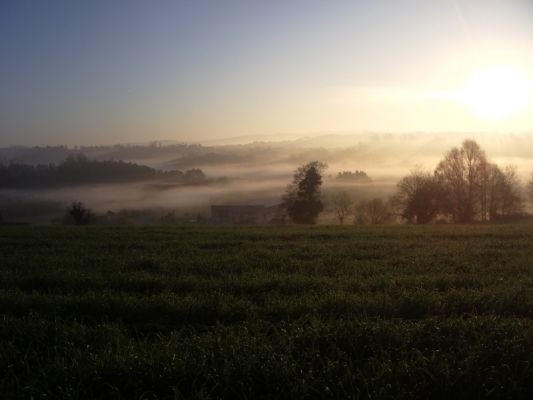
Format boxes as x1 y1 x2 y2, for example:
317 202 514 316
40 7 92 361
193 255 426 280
458 66 532 120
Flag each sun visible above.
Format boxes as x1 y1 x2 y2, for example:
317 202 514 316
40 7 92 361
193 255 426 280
458 65 532 120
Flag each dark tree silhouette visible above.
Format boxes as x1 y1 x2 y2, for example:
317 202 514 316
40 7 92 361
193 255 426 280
392 168 444 224
496 166 524 218
434 140 487 223
65 202 95 225
477 162 523 221
282 161 326 224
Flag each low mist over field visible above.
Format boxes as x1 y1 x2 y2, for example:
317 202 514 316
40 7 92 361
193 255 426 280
1 132 533 223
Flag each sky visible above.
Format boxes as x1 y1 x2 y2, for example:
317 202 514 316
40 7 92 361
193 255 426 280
1 0 532 146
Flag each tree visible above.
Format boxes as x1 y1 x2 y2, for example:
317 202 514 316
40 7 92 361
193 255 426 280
331 191 353 224
354 198 391 225
282 161 327 224
479 162 503 222
478 164 524 221
529 173 533 205
498 166 524 217
64 202 95 225
392 168 444 224
434 140 487 222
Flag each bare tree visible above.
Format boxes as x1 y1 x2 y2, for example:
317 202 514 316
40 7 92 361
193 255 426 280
64 202 95 225
434 140 487 222
331 191 353 224
354 198 391 225
479 164 524 220
392 168 444 224
498 166 524 217
479 162 502 222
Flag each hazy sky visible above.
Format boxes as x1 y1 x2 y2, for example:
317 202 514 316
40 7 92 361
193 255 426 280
1 0 532 145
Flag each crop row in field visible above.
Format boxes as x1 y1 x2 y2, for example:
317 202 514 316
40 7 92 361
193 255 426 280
1 225 532 399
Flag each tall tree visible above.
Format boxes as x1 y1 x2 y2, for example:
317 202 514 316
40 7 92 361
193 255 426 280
434 140 487 222
282 161 326 224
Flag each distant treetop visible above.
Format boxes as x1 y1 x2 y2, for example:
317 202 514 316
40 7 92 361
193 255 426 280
335 170 371 182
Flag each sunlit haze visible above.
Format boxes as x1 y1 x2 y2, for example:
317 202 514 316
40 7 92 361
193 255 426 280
428 65 532 120
1 0 532 145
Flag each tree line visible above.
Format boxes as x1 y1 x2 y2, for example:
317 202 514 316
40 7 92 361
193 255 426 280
9 139 530 226
0 154 206 189
394 140 525 223
281 140 533 224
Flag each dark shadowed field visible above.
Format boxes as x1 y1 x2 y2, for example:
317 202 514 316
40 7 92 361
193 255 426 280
1 225 533 399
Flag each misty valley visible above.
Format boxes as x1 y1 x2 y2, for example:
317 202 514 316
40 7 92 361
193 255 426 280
1 133 532 226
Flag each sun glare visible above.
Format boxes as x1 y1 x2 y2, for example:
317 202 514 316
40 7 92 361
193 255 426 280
458 66 532 120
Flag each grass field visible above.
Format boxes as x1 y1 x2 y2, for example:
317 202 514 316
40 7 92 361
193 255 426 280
1 225 533 399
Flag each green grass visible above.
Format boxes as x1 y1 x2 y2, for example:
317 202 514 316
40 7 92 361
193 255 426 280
1 225 533 399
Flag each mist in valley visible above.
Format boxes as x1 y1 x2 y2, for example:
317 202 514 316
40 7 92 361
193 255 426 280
1 132 533 223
